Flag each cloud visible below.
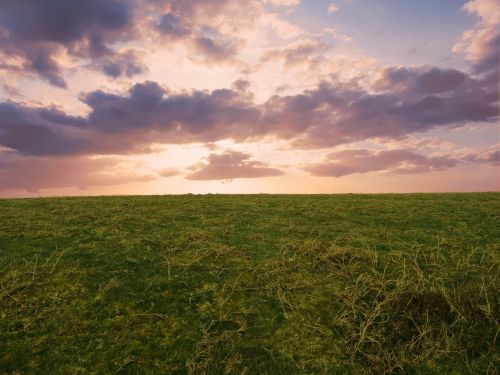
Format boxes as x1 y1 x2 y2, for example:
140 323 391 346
319 27 351 42
0 0 132 45
304 146 500 178
328 4 339 14
167 0 252 18
0 0 497 196
0 0 307 82
259 13 305 40
25 44 69 88
304 149 460 177
193 28 238 63
0 0 260 85
375 67 468 94
0 153 152 192
463 0 500 25
81 80 260 140
261 40 330 69
0 81 256 155
155 16 242 65
0 0 138 86
157 12 193 39
0 63 497 156
158 167 182 177
462 148 500 165
94 49 147 78
262 66 498 147
154 0 265 64
263 0 300 7
186 150 283 180
0 102 90 156
454 0 500 76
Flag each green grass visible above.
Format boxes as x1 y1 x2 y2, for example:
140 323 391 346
1 193 499 374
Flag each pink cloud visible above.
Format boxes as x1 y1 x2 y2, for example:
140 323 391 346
304 149 460 177
159 167 182 177
1 64 497 156
186 150 283 180
454 0 499 75
0 153 153 192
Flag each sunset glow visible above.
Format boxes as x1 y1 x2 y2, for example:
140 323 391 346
0 0 498 197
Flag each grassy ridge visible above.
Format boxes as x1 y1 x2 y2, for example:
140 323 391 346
0 194 499 374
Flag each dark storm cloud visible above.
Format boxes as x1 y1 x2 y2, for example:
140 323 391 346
304 149 460 177
186 150 283 180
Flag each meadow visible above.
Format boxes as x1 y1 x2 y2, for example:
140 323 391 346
0 194 499 374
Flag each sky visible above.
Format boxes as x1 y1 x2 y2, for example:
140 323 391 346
0 0 498 197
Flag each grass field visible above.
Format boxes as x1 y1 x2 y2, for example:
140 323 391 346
1 194 499 374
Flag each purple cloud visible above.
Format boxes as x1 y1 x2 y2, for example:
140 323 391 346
82 80 259 136
0 0 142 85
193 34 238 63
159 167 182 178
96 49 147 78
0 65 497 156
304 149 460 177
157 12 192 38
262 41 329 69
456 0 500 77
186 150 283 180
263 67 498 147
462 149 500 166
376 67 468 94
0 153 152 192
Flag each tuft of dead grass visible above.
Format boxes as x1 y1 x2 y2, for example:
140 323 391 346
282 241 500 374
